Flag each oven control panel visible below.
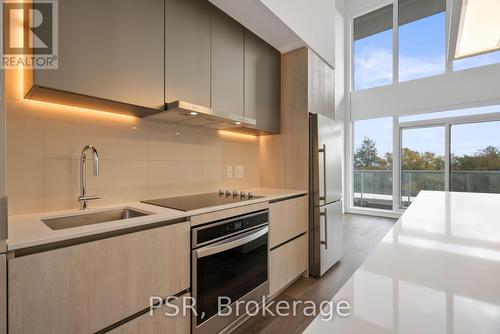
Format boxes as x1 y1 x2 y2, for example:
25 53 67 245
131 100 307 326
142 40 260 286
192 210 269 248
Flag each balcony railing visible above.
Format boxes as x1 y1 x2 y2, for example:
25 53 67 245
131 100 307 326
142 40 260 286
353 169 500 210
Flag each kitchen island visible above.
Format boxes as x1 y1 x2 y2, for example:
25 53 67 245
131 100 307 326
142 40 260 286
305 191 500 334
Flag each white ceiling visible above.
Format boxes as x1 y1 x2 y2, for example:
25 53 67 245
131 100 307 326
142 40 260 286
208 0 306 53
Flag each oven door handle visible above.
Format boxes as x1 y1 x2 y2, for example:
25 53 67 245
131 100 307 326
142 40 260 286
195 226 269 259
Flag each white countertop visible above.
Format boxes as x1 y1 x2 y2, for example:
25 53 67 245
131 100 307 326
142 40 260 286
305 191 500 334
7 188 306 251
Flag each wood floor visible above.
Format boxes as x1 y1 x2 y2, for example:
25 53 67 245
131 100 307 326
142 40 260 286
232 214 396 334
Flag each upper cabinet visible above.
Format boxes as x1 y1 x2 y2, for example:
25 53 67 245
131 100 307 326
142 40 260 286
244 31 281 133
308 50 335 120
25 0 281 133
210 7 245 121
29 0 164 116
165 0 211 107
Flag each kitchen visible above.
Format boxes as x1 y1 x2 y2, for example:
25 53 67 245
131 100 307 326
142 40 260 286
1 0 500 333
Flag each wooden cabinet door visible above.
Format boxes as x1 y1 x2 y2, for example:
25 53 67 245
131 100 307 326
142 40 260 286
211 6 244 119
165 0 211 107
8 222 190 334
33 0 164 109
109 294 191 334
269 196 308 249
244 31 281 133
269 233 308 296
308 49 335 120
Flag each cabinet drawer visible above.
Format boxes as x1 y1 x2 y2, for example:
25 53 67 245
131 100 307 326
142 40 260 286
109 294 191 334
269 233 308 296
8 222 190 334
269 196 308 248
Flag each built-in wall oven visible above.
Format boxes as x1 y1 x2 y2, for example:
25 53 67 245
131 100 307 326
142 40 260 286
192 210 269 334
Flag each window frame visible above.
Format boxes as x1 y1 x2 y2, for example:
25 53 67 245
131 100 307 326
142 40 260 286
350 0 395 93
351 0 452 92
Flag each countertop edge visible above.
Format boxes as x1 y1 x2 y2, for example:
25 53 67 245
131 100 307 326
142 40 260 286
6 189 308 252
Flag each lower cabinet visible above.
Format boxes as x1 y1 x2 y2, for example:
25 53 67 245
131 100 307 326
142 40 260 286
8 222 190 334
269 233 308 296
109 294 191 334
269 196 308 248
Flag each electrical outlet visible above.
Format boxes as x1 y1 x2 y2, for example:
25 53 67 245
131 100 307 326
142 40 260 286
235 165 244 178
226 166 233 178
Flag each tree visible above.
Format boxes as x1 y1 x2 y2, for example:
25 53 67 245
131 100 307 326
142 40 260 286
402 148 445 170
354 137 380 169
453 146 500 171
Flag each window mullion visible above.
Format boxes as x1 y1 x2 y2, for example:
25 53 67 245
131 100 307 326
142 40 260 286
393 0 399 84
445 0 453 72
393 116 401 210
445 124 451 191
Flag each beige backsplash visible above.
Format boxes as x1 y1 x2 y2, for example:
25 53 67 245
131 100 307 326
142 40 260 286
5 71 261 215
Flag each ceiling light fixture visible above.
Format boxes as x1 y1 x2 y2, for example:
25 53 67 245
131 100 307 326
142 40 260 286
235 121 242 125
450 0 500 59
189 111 198 116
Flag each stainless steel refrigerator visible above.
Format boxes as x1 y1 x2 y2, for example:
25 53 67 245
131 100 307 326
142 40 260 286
309 113 343 277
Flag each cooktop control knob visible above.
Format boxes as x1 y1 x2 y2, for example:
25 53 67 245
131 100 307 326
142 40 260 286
232 190 240 197
240 191 248 197
219 189 225 195
248 192 255 198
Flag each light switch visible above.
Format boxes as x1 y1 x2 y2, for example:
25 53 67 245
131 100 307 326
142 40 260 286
235 165 244 178
226 166 233 178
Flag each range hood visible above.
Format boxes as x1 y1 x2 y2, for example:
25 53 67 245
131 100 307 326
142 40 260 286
145 101 256 130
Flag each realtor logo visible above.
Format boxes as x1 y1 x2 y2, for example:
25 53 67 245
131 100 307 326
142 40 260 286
2 0 58 68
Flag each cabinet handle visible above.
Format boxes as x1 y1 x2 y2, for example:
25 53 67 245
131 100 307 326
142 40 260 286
320 208 328 249
319 144 327 203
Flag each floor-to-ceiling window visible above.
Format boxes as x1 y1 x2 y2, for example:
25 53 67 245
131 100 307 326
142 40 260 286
450 121 500 194
350 105 500 213
398 0 446 82
352 117 393 210
353 5 393 91
397 106 500 208
351 0 500 92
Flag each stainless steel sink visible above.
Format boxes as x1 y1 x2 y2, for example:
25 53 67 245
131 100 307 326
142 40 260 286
42 208 150 230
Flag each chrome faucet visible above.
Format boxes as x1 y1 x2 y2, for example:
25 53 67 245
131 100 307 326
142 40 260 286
79 145 100 210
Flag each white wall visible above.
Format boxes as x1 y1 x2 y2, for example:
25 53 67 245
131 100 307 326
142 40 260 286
261 0 336 67
351 63 500 120
334 0 348 211
208 0 305 53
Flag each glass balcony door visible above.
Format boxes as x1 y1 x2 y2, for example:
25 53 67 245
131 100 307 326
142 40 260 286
450 121 500 194
400 125 446 207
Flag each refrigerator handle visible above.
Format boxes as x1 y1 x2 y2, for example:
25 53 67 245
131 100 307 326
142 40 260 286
320 208 328 249
319 144 327 203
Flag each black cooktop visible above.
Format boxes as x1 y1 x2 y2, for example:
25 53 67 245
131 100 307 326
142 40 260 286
141 192 263 211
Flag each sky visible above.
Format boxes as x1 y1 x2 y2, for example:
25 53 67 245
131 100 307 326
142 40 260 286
353 10 500 157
